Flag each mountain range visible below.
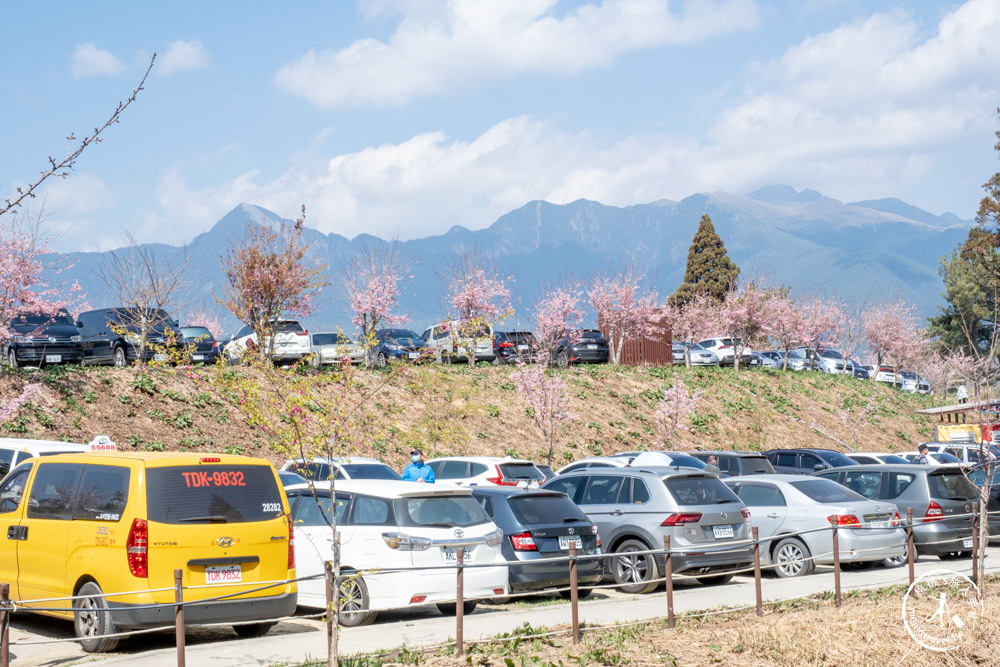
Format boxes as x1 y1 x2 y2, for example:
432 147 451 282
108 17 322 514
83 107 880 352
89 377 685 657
47 185 972 336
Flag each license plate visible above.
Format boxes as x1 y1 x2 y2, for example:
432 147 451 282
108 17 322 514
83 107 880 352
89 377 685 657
192 354 204 361
154 353 168 362
587 344 597 350
713 525 735 539
558 536 583 550
205 564 242 584
517 345 528 351
963 538 973 549
408 352 419 359
443 548 457 564
870 520 889 529
45 354 62 363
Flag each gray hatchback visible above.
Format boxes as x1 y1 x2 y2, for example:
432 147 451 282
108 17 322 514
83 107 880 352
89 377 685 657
542 468 753 594
814 464 979 560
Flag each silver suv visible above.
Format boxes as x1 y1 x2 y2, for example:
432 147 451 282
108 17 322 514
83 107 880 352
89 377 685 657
542 468 753 594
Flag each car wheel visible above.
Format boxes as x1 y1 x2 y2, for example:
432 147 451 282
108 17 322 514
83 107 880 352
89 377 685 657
492 355 503 366
773 538 814 578
556 351 569 368
113 346 127 368
376 352 388 368
233 622 275 638
696 574 734 586
74 581 118 652
7 348 19 369
558 587 594 600
338 574 377 627
884 543 909 568
436 600 478 616
612 539 659 594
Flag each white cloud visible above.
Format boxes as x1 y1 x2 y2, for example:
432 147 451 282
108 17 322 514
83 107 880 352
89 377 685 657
274 0 758 108
71 43 125 79
158 40 210 75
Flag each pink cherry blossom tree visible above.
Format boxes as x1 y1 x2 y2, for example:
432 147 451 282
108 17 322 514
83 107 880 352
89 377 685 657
443 248 513 366
181 307 225 340
511 365 576 466
720 280 771 371
652 378 704 449
863 300 925 372
667 293 723 366
800 297 844 352
761 290 807 369
533 285 585 366
344 239 410 368
588 270 659 365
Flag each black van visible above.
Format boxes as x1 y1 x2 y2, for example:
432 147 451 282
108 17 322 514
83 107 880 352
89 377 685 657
4 308 83 368
76 307 182 366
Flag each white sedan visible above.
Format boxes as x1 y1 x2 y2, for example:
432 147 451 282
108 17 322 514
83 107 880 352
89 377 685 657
309 331 365 366
286 480 508 625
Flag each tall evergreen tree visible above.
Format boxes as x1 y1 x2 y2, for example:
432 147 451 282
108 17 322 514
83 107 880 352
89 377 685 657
668 214 740 308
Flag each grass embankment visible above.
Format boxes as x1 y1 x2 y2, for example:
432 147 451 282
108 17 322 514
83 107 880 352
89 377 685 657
2 361 939 469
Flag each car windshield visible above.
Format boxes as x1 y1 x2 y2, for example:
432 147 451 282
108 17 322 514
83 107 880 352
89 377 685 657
789 478 865 503
507 494 589 524
339 463 401 480
969 468 1000 487
383 329 421 340
507 332 536 345
931 453 961 463
815 451 857 467
739 457 773 474
275 321 305 334
663 476 741 505
113 308 175 326
312 333 352 346
181 326 212 339
690 343 710 351
13 310 75 327
879 455 910 464
664 454 706 469
399 496 490 527
819 349 843 359
498 462 545 481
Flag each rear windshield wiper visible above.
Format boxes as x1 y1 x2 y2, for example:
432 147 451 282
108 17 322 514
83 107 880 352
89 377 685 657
563 517 584 522
177 515 229 523
421 522 455 528
716 499 738 503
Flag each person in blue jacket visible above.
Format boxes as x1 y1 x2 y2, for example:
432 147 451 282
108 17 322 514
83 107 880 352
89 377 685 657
401 448 435 483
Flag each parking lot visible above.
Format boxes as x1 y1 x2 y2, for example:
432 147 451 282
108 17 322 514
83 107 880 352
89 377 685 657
8 545 999 667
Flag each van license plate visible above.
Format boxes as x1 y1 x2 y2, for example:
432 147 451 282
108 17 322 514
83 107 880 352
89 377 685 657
192 354 204 361
45 355 62 363
154 353 168 362
963 538 973 549
713 525 734 539
586 344 597 350
206 565 242 584
559 536 583 550
443 548 457 564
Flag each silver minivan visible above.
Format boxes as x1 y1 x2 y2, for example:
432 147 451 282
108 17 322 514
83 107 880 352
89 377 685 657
542 468 753 594
421 320 495 364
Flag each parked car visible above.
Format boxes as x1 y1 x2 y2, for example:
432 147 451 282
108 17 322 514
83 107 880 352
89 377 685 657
0 438 88 478
757 351 786 370
492 330 538 365
626 451 708 471
684 343 720 366
922 442 1000 466
897 370 931 394
966 465 1000 538
421 320 495 364
814 348 848 374
872 365 896 384
281 456 401 481
696 337 755 367
725 475 905 576
427 457 545 488
372 328 428 367
783 348 814 371
671 342 686 365
555 456 632 476
224 319 311 364
850 360 871 380
542 468 753 593
0 452 296 651
848 453 911 465
278 469 309 488
4 308 83 368
309 331 365 366
287 480 507 624
76 307 183 367
534 464 556 482
690 451 775 477
899 451 963 466
469 487 604 597
180 325 222 364
814 464 984 559
552 329 609 366
763 448 858 475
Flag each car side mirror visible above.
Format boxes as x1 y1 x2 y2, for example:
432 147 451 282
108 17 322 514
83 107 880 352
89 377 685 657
813 464 825 471
76 321 84 328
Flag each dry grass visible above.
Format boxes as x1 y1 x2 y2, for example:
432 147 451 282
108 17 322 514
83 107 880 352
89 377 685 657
2 362 939 471
384 586 1000 666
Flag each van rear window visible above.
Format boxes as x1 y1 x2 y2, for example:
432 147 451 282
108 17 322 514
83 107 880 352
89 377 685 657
146 465 284 524
739 457 773 474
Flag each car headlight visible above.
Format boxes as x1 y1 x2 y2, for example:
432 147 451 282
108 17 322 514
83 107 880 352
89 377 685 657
70 335 81 343
385 343 403 351
381 532 432 550
125 333 142 344
485 528 503 547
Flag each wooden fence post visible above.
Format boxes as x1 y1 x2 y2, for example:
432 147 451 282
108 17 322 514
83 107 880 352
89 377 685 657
174 568 186 667
663 536 674 628
752 527 762 617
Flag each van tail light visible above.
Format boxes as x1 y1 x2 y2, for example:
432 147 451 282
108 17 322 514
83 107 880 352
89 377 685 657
510 532 537 551
827 514 861 527
288 520 295 569
486 466 519 486
297 330 309 337
891 511 901 527
741 509 751 521
925 501 944 522
661 513 703 526
127 518 148 578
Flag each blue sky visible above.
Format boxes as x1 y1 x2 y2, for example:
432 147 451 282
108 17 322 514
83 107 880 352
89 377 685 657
3 0 999 252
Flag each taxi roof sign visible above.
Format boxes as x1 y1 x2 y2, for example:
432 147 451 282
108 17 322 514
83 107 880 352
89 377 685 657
88 435 117 452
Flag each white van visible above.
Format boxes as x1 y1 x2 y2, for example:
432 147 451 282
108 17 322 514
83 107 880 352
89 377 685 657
0 438 88 478
421 320 496 364
924 442 1000 466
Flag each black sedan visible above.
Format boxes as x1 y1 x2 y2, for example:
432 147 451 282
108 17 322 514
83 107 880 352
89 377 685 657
470 487 604 597
552 329 609 366
181 325 222 364
5 308 83 367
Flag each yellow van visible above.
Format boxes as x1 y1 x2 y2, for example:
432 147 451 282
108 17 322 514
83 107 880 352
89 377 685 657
0 451 296 651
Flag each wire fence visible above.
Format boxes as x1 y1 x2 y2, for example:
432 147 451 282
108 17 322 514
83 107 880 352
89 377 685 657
0 505 993 665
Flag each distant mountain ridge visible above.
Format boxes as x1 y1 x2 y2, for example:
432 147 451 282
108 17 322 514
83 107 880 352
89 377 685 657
46 187 971 335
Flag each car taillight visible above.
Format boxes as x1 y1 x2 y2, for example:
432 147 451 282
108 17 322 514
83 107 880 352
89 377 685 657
288 520 295 569
925 501 944 522
891 511 901 527
827 514 861 527
486 466 519 486
741 508 751 521
661 513 703 526
498 341 514 348
510 532 537 551
127 518 148 578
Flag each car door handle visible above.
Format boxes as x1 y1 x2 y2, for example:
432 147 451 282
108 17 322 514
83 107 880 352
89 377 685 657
7 525 26 540
766 513 779 519
610 510 624 516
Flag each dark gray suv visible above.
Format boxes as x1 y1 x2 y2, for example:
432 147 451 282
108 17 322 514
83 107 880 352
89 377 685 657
814 464 982 560
691 451 775 477
542 468 753 594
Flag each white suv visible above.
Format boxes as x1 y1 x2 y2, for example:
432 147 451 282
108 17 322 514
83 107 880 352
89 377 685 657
427 456 546 488
421 320 496 364
696 337 756 367
224 319 310 363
